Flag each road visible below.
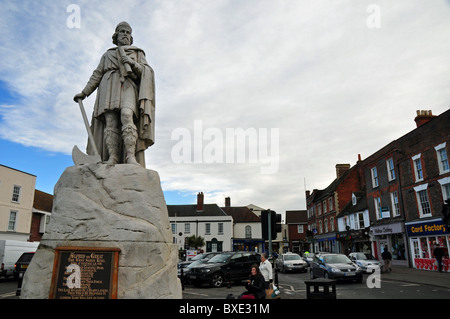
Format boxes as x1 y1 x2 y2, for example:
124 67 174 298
182 270 450 299
2 269 449 300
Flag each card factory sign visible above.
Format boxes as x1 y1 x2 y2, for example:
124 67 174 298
405 219 448 237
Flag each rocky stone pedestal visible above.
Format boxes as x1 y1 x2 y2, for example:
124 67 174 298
21 163 181 299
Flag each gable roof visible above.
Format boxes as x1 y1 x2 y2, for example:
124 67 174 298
33 189 53 213
221 206 261 223
285 210 308 224
167 204 227 217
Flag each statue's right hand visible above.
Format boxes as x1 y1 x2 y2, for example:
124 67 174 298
73 92 86 102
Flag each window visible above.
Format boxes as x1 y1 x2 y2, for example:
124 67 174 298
11 185 21 203
330 217 334 231
323 200 327 213
317 203 322 216
297 225 304 233
352 193 357 206
414 184 432 217
386 158 396 181
318 220 323 234
438 177 450 201
357 212 365 229
185 223 190 234
324 219 328 233
8 211 17 231
435 143 449 174
245 225 252 239
412 154 423 182
218 223 224 234
374 197 382 219
205 223 211 235
328 197 334 211
171 223 177 234
390 191 400 217
371 167 379 188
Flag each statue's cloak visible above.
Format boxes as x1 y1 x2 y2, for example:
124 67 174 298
82 45 155 167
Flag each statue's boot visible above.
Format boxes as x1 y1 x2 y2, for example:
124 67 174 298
122 124 139 165
104 128 120 165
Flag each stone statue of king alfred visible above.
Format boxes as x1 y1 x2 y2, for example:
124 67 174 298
74 21 155 167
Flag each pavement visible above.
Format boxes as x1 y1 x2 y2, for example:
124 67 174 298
383 265 450 289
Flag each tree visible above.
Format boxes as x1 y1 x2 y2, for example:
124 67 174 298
186 235 205 250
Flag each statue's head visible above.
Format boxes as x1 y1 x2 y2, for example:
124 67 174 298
112 21 133 46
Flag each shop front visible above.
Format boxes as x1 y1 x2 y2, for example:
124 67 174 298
314 233 338 253
337 228 371 255
232 238 265 253
370 222 408 266
405 218 449 272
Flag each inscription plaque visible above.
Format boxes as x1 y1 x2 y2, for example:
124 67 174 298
49 247 120 299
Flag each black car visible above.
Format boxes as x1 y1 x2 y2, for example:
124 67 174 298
178 252 221 281
14 252 35 279
309 253 363 282
188 252 261 287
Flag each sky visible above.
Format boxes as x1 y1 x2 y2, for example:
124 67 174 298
1 1 450 218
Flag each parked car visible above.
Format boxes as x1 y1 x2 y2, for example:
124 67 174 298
302 252 316 266
188 251 261 287
348 252 384 273
178 252 222 283
178 252 221 280
13 252 35 279
310 253 363 282
0 240 39 278
276 252 308 273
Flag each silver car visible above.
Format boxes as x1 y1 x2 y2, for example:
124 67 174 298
276 252 308 273
349 252 384 273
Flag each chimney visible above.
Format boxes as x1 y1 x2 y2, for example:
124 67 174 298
336 164 351 179
197 192 204 211
305 190 310 198
225 197 231 207
414 110 436 127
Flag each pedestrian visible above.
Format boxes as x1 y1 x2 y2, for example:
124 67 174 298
239 264 266 299
433 244 444 272
381 245 392 273
259 252 273 289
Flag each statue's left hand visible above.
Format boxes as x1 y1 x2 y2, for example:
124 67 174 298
73 92 86 102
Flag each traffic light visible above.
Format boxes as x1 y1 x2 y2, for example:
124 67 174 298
261 210 282 240
261 210 270 240
272 211 282 239
443 199 450 229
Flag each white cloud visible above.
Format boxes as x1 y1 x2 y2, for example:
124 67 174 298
1 1 450 215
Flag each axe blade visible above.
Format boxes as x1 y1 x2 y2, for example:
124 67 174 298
72 145 102 166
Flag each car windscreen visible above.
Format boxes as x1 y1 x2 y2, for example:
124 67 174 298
17 253 34 263
207 254 231 263
323 255 352 264
354 253 367 260
284 255 301 261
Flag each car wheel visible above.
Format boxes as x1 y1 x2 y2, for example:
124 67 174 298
210 273 224 288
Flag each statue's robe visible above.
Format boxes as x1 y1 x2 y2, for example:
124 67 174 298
81 45 155 167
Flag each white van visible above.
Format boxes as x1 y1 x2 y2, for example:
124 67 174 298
0 240 39 278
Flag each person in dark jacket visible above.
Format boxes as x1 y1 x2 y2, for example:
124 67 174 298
240 264 266 299
381 246 392 273
433 244 444 272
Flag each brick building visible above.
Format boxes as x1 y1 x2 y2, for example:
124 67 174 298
306 162 365 253
285 210 308 254
362 109 450 270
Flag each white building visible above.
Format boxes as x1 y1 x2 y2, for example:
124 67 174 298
168 193 233 252
0 165 36 241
